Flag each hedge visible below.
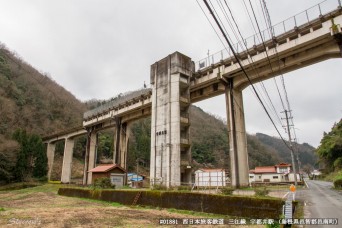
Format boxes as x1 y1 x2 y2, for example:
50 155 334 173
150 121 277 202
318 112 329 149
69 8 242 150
58 188 284 218
333 178 342 188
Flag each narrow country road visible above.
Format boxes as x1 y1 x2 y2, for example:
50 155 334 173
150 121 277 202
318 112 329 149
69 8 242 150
298 179 342 227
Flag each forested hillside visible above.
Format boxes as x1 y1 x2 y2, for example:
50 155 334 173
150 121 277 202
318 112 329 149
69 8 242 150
126 106 316 171
256 133 317 167
0 44 85 138
316 119 342 172
0 44 86 182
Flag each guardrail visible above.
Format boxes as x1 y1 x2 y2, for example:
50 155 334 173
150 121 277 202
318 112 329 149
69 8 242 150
195 0 341 71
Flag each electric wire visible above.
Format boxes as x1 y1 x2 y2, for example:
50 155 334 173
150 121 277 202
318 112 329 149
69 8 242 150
247 0 288 111
196 0 245 114
260 1 301 168
202 0 292 150
259 0 293 113
235 0 286 127
208 0 235 47
219 0 284 127
195 0 228 53
208 0 269 118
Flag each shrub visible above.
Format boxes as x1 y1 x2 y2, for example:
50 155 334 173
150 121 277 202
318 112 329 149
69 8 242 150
333 178 342 189
36 176 48 182
220 187 234 195
152 184 168 191
0 207 5 211
266 221 280 228
93 177 115 189
333 158 342 170
176 186 192 191
254 187 269 197
48 180 61 184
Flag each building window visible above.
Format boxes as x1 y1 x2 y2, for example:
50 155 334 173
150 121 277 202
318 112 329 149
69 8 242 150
249 176 253 178
279 168 288 173
273 176 279 179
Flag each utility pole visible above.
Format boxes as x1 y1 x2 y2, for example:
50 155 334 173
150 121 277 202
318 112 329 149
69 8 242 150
283 110 298 186
293 139 302 177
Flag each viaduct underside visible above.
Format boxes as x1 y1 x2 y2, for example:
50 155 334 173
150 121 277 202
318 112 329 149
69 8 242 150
43 9 342 188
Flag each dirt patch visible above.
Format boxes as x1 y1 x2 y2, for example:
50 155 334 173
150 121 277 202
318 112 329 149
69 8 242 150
0 184 263 227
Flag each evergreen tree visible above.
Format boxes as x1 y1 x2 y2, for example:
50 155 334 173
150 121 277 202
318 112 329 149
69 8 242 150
13 129 29 181
12 129 48 181
32 135 47 178
0 152 12 182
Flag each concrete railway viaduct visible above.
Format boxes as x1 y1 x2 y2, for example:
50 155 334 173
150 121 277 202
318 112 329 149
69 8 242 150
43 3 342 188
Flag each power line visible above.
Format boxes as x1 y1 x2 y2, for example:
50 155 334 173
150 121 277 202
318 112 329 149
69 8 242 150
259 1 301 170
247 0 288 111
202 0 292 151
195 0 245 115
218 0 283 127
195 0 228 52
259 0 293 113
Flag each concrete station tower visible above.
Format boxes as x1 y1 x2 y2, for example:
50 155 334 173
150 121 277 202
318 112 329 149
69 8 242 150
150 52 193 188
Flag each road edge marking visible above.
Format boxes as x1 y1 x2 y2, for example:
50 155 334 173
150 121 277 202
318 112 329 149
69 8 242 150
282 192 290 199
304 178 309 188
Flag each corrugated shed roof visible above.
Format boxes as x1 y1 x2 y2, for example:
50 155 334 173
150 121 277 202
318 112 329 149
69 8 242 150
254 166 277 173
88 164 125 173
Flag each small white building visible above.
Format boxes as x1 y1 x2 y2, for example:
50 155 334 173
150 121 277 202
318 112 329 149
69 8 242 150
311 169 322 176
249 163 301 184
194 168 229 187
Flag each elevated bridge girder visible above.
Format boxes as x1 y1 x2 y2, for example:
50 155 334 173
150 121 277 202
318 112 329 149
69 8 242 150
190 12 342 102
43 5 342 188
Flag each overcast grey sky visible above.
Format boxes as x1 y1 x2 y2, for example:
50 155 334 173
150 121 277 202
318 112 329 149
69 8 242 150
0 0 341 147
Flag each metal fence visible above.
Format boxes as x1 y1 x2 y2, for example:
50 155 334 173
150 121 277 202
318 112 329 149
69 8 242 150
83 88 152 119
195 0 341 71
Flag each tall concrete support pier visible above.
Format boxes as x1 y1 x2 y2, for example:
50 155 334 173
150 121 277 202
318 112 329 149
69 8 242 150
46 143 56 181
83 130 97 185
61 138 75 183
225 80 249 188
150 52 193 188
82 123 131 185
113 120 130 169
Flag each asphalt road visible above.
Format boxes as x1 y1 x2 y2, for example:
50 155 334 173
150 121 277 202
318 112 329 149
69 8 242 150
298 179 342 227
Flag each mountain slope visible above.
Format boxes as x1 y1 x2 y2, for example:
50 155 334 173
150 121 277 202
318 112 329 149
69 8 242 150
256 133 317 167
0 44 86 141
127 106 286 171
0 43 86 181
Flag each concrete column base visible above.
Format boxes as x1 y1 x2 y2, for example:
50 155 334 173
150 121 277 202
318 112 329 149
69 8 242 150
47 143 56 181
225 84 249 188
61 138 74 183
86 132 97 185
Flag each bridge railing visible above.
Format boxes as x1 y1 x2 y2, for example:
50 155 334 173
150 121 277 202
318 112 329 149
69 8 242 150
83 88 152 120
195 0 341 71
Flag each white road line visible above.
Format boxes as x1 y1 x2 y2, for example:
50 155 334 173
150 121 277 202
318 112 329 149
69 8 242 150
282 192 290 199
304 179 310 188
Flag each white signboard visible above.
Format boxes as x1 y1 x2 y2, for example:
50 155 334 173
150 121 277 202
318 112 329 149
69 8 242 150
110 174 125 187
